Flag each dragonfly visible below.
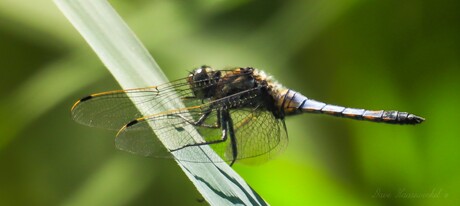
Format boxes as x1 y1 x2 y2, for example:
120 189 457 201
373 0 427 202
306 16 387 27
71 66 424 166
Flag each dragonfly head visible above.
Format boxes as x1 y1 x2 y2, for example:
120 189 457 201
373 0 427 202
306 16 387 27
188 65 222 99
189 65 217 80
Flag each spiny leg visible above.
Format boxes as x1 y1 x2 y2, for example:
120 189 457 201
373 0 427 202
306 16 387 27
223 110 238 166
170 110 228 151
171 109 239 166
175 110 220 128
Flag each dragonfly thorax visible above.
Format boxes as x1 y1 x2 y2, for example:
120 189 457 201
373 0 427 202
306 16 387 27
219 67 257 98
188 66 261 101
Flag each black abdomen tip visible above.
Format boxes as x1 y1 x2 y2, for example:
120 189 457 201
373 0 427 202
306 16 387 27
406 114 425 124
381 111 425 125
393 112 425 125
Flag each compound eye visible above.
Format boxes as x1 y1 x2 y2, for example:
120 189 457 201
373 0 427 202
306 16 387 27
200 65 214 73
193 65 210 75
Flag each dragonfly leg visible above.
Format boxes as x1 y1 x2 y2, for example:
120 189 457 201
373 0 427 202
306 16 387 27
170 110 238 166
224 110 237 166
170 110 228 150
175 110 220 128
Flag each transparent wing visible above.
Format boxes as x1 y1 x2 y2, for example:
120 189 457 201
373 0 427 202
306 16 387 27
70 69 247 130
114 108 224 162
71 78 193 130
115 87 288 163
227 109 288 164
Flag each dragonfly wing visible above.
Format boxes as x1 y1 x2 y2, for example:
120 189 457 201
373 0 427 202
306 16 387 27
115 107 228 163
114 86 268 163
71 69 256 130
225 108 288 164
71 78 201 130
114 113 193 158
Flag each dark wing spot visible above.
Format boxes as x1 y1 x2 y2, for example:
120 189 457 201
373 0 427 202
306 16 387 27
80 95 93 102
126 119 139 127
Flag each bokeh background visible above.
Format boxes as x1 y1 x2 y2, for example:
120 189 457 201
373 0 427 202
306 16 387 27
1 0 459 205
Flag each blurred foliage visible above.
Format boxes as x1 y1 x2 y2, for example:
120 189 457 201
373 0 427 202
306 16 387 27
0 0 458 205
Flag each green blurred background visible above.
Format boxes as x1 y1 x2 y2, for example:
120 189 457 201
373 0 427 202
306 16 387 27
0 0 458 205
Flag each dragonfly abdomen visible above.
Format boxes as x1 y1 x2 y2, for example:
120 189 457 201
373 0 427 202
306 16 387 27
279 89 424 125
